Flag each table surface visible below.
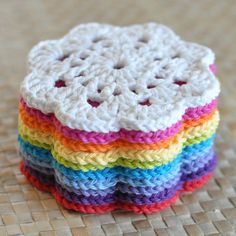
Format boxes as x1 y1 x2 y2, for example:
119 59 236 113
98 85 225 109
1 1 236 235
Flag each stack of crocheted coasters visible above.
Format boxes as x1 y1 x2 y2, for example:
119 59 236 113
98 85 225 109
18 23 220 214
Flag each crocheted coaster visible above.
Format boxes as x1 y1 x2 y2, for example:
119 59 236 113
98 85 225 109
18 23 220 214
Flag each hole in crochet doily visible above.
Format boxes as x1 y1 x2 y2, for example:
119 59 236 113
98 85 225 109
58 54 70 62
71 62 82 68
113 88 121 96
147 84 156 89
80 53 89 60
87 99 101 107
97 85 105 93
75 71 85 78
138 35 149 43
155 75 163 80
92 36 105 43
54 80 66 88
154 57 162 61
172 54 180 59
139 99 151 106
113 61 126 70
102 42 112 48
129 85 137 94
81 80 90 86
174 80 187 86
134 45 141 50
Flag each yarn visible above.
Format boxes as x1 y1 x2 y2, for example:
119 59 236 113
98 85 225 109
21 146 215 191
21 23 220 133
18 22 220 214
18 111 219 168
20 161 214 214
19 134 215 179
19 99 217 151
19 97 217 144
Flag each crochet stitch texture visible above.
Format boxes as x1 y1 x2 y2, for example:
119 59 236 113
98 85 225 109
18 23 220 214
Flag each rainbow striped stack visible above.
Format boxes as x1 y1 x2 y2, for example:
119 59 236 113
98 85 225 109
18 23 220 214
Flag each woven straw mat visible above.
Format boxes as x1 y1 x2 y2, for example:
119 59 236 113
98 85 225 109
0 0 236 235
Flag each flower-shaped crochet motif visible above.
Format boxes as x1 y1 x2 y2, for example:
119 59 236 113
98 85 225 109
21 23 220 132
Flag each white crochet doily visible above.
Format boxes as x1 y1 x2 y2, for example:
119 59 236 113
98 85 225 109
21 23 220 132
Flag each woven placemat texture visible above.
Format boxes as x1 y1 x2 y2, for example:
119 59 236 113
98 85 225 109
0 0 236 235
